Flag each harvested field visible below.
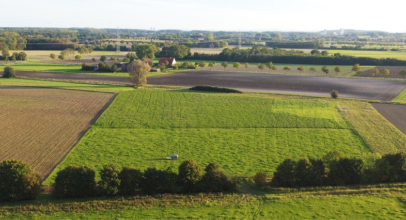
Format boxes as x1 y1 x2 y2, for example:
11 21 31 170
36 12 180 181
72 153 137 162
0 87 115 179
148 71 406 101
371 103 406 135
16 71 406 101
357 66 406 79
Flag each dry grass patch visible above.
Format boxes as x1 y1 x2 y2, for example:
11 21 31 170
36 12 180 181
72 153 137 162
0 87 115 179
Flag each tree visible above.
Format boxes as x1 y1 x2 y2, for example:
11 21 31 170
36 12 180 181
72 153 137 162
309 67 316 73
2 46 10 62
283 67 291 72
310 49 320 55
207 33 214 41
18 52 27 61
266 61 274 72
53 165 96 198
127 59 151 87
3 66 16 78
257 63 265 72
271 158 297 187
123 58 130 62
58 55 65 60
134 44 158 59
221 62 228 71
141 167 177 194
331 90 338 99
399 70 406 80
111 64 119 73
92 58 96 62
119 166 143 195
328 158 364 185
50 53 56 60
11 53 17 62
199 61 207 68
372 68 379 76
126 52 137 61
380 68 390 79
159 45 190 59
178 159 203 192
98 164 121 196
253 172 268 187
0 160 41 202
245 63 249 70
334 66 341 75
74 55 81 61
297 66 305 75
351 63 361 73
322 66 329 76
233 62 241 70
208 62 215 70
100 55 107 62
321 51 329 56
272 66 277 71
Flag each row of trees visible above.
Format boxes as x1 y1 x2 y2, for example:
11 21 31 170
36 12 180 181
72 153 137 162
254 151 406 188
53 159 238 199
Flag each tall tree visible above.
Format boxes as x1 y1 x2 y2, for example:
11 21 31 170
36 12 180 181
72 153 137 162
134 44 158 59
233 62 241 70
221 62 228 71
322 66 329 76
127 59 151 87
2 47 10 62
257 63 265 72
50 53 56 60
380 68 390 79
297 66 305 75
334 66 341 75
266 61 273 72
208 62 215 70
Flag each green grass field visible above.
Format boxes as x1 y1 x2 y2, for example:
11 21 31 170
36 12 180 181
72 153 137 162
44 89 390 184
0 78 135 93
392 88 406 103
2 187 406 219
326 50 406 60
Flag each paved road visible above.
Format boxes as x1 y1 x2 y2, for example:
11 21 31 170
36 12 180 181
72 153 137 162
372 103 406 135
15 70 406 101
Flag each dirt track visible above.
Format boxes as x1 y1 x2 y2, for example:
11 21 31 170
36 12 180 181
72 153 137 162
372 103 406 135
16 70 406 101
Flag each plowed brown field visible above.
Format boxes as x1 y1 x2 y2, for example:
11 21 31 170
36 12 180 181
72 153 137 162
0 87 115 179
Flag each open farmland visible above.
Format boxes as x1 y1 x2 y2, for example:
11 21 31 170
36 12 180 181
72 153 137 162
326 50 406 60
0 87 115 178
45 88 406 184
356 66 406 79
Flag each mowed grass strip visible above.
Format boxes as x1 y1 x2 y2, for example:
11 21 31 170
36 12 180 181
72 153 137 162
392 88 406 103
95 89 348 129
0 87 115 179
45 89 373 184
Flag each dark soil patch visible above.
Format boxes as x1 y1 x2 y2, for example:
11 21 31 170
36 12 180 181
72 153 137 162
357 66 406 79
148 71 406 101
371 103 406 135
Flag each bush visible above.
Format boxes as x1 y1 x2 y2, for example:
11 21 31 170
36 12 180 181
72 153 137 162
331 90 338 99
328 158 364 185
253 172 268 187
3 66 16 78
100 55 106 62
142 167 178 194
189 86 242 93
123 57 130 62
178 159 203 193
81 63 94 71
98 62 112 72
370 153 406 183
53 165 96 198
200 163 228 192
98 164 121 196
119 166 143 195
295 158 325 187
0 160 41 201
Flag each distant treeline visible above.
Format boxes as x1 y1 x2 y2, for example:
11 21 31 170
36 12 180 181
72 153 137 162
189 47 406 66
266 41 319 49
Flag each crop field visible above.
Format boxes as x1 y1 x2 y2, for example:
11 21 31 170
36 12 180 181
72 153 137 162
326 50 406 60
44 88 406 184
0 87 115 178
393 88 406 103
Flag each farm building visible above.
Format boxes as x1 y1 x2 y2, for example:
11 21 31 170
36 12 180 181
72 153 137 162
159 57 176 66
121 60 154 72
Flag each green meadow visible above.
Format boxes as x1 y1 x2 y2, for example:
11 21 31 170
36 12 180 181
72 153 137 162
45 89 385 184
326 50 406 60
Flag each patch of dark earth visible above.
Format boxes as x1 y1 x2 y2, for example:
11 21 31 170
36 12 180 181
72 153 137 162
14 70 406 101
357 66 406 79
372 103 406 135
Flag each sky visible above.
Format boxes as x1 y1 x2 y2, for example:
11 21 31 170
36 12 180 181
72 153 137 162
2 0 406 32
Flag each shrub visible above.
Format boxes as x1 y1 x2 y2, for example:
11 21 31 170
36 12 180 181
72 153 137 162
3 66 16 78
53 165 96 198
253 172 268 187
328 158 364 185
189 86 242 93
200 164 228 192
295 158 325 187
270 158 297 187
142 167 178 194
178 159 203 193
98 164 121 196
0 160 41 202
81 63 94 71
119 166 143 195
98 62 112 72
331 90 338 99
123 57 130 62
100 55 106 62
371 153 406 183
92 58 96 62
111 64 120 73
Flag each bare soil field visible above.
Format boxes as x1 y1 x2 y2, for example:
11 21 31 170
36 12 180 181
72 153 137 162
0 87 115 179
15 70 406 101
371 103 406 135
357 66 406 79
148 71 406 101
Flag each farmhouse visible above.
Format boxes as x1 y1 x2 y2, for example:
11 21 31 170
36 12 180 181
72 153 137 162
159 57 176 67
